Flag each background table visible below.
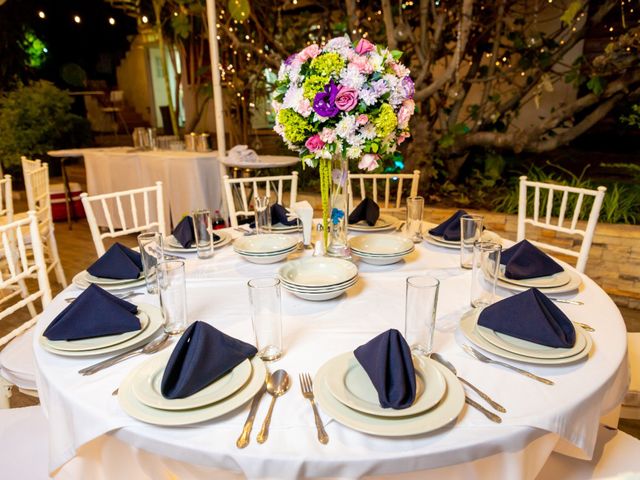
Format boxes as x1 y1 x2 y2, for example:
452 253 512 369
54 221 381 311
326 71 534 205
33 231 629 479
219 155 299 170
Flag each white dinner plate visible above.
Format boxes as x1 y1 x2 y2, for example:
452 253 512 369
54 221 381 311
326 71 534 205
427 233 459 246
315 357 465 436
278 257 358 288
476 320 588 359
84 271 144 286
348 214 398 232
269 222 302 234
43 309 150 352
164 231 232 253
118 356 266 426
325 352 446 418
73 270 146 291
495 269 583 294
424 236 459 250
39 303 164 357
459 309 592 365
496 265 571 289
132 353 253 411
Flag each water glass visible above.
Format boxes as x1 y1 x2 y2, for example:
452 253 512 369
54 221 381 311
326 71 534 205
460 214 484 269
248 277 283 361
470 241 502 309
192 209 215 259
157 260 188 335
404 276 440 356
137 232 163 294
254 195 271 234
406 196 424 243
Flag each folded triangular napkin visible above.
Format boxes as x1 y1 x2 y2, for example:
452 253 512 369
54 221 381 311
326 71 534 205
43 284 140 341
348 198 380 226
500 240 564 280
86 243 142 280
353 329 417 409
271 203 297 226
172 216 195 248
161 321 258 399
428 209 468 241
477 288 576 348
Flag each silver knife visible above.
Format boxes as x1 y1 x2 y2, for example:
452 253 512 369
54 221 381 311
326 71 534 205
236 379 267 448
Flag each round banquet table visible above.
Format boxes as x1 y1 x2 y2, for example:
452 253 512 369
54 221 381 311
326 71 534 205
33 227 629 479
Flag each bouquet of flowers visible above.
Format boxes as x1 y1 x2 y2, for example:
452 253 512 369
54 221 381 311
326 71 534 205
271 35 414 251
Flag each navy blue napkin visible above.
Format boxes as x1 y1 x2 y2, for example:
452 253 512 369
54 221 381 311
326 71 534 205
348 198 380 226
353 329 417 409
500 240 564 280
43 284 140 341
428 209 468 241
161 321 258 399
271 203 297 226
172 216 195 248
478 288 576 348
86 243 142 280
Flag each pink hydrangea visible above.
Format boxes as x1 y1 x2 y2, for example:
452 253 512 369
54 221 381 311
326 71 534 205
319 128 337 143
298 44 321 62
356 114 369 125
305 134 325 152
335 86 358 112
297 98 312 117
349 55 374 74
358 153 379 172
355 38 376 55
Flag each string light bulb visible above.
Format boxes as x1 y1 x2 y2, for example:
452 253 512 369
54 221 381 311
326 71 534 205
38 11 45 19
108 17 116 25
73 15 81 24
142 15 149 23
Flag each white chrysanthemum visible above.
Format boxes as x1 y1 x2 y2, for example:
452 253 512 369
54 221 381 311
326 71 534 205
313 113 329 123
324 35 352 53
339 65 366 90
369 52 384 72
346 146 363 159
383 74 399 90
335 115 357 139
360 123 377 140
359 88 379 106
282 86 304 110
288 61 302 84
277 64 288 81
346 132 365 147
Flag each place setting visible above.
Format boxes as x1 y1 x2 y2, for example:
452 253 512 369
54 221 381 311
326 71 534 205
164 212 233 254
72 242 147 292
347 198 399 232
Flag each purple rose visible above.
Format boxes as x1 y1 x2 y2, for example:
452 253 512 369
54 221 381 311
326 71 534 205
335 86 358 112
402 76 415 99
313 80 340 118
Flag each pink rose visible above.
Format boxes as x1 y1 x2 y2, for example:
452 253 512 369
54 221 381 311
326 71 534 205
305 134 325 152
319 128 336 143
397 99 415 129
298 44 321 62
397 132 410 145
349 55 374 74
358 153 379 172
391 62 410 77
297 98 312 117
355 38 376 55
356 114 369 125
335 86 358 112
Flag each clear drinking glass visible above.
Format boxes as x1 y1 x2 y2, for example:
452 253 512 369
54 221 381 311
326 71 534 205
406 196 424 243
192 209 215 259
254 195 271 235
248 277 283 361
404 276 440 356
460 214 484 269
470 241 502 309
137 232 163 294
157 260 188 335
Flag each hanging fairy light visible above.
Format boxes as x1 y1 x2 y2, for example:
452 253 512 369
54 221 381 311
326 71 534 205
73 15 81 24
142 15 149 23
108 17 116 25
38 11 46 19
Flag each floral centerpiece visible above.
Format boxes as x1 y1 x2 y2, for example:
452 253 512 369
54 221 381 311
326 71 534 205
271 35 415 256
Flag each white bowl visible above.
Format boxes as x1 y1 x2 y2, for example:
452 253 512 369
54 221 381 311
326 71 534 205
233 234 298 255
237 250 293 264
349 234 414 255
285 289 347 301
234 245 298 257
278 257 358 288
281 277 358 293
352 253 407 266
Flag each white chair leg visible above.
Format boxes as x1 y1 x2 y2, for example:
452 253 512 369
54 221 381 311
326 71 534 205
0 376 13 409
47 231 67 287
17 278 37 317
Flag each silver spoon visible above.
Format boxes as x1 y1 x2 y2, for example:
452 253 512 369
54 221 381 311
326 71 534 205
257 370 291 444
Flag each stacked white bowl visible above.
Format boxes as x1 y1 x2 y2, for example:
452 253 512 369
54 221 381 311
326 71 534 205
278 257 358 301
349 234 415 265
233 234 299 264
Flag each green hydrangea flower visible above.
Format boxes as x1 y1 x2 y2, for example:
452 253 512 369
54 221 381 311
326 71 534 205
302 74 329 101
373 103 398 138
310 53 345 77
277 108 312 144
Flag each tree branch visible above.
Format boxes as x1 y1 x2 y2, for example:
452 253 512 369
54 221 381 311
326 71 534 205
381 0 398 51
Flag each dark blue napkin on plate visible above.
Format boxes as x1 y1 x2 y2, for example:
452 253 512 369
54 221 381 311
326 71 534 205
161 321 258 399
348 198 380 226
271 203 297 226
428 209 467 241
43 284 140 341
86 243 142 280
172 216 195 248
478 288 576 348
500 240 564 280
353 329 417 409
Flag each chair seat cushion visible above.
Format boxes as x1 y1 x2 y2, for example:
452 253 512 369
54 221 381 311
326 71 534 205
0 328 36 390
624 332 640 407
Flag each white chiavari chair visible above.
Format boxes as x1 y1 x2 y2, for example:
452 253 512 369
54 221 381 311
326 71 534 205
621 332 640 420
517 176 606 273
223 173 299 228
348 170 420 213
0 212 52 408
22 161 67 287
80 181 166 257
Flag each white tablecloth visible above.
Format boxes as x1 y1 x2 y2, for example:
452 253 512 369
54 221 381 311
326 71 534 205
82 147 222 229
34 231 629 479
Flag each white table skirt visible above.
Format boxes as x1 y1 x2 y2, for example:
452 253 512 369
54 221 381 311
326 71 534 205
82 147 222 229
34 230 629 479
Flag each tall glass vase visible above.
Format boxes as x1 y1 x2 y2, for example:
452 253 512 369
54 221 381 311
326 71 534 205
322 151 350 258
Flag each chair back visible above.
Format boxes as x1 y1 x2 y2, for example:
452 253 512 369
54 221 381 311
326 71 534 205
80 182 166 256
0 212 52 347
22 163 53 235
21 156 42 173
0 175 13 222
223 173 299 228
517 175 606 273
348 170 420 213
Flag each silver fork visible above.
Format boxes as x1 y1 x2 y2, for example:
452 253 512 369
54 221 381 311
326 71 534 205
299 373 329 444
462 344 554 385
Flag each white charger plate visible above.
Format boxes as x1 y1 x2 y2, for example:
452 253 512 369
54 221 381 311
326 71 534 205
39 303 163 357
495 269 582 294
132 354 253 411
497 264 571 289
73 270 146 291
315 358 464 436
424 236 459 250
118 356 266 426
348 214 398 232
84 271 144 286
427 233 459 246
279 257 358 288
459 309 592 365
164 231 232 253
43 309 150 352
325 352 446 418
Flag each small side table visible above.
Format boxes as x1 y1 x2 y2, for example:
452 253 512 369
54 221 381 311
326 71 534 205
47 149 86 229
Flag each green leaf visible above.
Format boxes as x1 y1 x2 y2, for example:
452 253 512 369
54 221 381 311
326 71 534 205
371 143 379 153
587 76 604 96
560 1 582 26
391 50 403 61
